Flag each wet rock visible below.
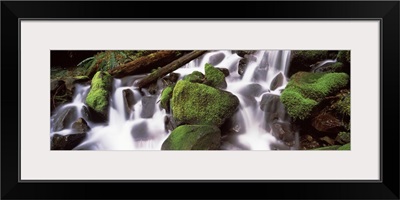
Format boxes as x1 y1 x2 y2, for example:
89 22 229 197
233 50 256 58
71 118 91 133
161 125 221 150
270 72 284 91
208 53 225 66
311 112 344 132
51 133 87 150
220 111 245 135
52 107 78 132
164 115 177 132
171 80 240 127
123 89 136 118
217 67 230 77
140 95 157 118
238 83 265 97
260 94 283 112
131 121 151 140
271 121 295 144
238 54 257 75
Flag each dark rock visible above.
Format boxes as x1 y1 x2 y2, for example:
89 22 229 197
270 72 285 91
51 79 66 94
147 82 158 95
71 118 91 133
51 133 87 150
162 73 180 84
52 107 78 132
123 89 136 118
208 53 225 66
140 96 157 118
260 94 283 112
311 112 344 132
217 67 230 77
233 50 256 58
164 115 177 132
271 121 295 144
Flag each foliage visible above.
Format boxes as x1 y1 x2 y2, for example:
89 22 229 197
338 143 351 150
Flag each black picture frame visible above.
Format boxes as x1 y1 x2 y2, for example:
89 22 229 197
1 1 399 199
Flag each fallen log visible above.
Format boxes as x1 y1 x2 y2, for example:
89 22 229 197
136 50 207 88
109 51 186 78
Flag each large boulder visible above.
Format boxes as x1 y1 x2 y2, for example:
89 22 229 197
171 80 239 127
280 72 349 120
85 71 113 121
161 125 221 150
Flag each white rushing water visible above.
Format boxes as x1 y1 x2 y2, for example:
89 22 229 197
51 50 297 150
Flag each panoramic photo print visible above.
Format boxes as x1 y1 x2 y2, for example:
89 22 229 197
50 50 351 150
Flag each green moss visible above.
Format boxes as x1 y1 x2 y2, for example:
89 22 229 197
160 85 174 111
338 143 351 150
74 75 89 80
161 125 221 150
280 90 318 120
335 92 350 116
312 145 341 150
85 71 112 115
337 50 350 64
183 71 205 83
204 63 226 88
280 72 349 120
171 80 239 127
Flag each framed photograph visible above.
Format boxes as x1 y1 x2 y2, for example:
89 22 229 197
2 1 399 199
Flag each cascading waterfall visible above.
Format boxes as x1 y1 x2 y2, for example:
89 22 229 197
50 50 297 150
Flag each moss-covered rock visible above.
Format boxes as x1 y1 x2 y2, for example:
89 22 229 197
280 72 349 120
336 131 350 144
183 71 205 83
85 71 113 120
338 143 351 150
334 92 350 116
171 80 239 127
160 85 174 112
204 63 227 88
161 125 221 150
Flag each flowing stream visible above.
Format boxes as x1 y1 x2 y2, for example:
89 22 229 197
51 50 298 150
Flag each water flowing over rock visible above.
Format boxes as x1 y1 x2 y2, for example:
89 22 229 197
161 125 221 150
52 107 78 132
50 50 350 151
